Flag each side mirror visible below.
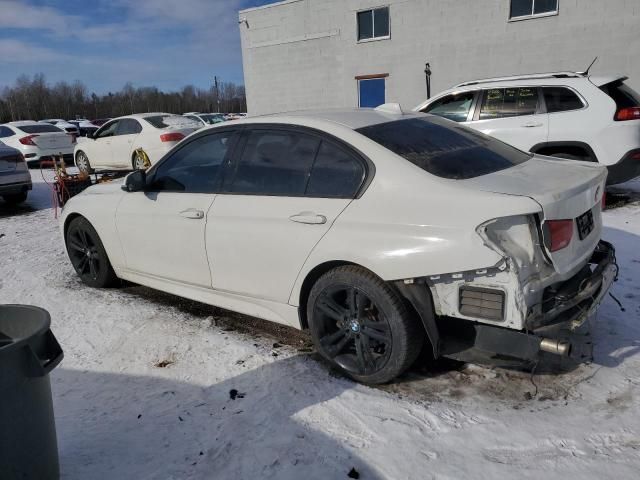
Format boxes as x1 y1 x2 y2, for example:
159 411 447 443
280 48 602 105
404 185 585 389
122 170 147 192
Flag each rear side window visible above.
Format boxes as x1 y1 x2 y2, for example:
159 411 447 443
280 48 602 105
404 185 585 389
0 126 14 138
600 80 640 108
228 130 320 196
479 88 538 119
424 92 475 122
357 116 531 180
543 87 584 113
306 142 365 198
116 119 142 135
151 132 236 193
17 124 63 134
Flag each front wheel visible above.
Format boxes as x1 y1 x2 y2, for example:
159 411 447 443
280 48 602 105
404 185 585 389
307 266 424 384
65 217 118 288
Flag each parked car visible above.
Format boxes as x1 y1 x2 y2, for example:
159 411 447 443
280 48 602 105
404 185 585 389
40 119 80 137
68 119 99 138
414 72 640 185
91 118 112 127
0 141 32 205
60 107 615 384
183 113 226 126
73 113 201 173
0 121 76 167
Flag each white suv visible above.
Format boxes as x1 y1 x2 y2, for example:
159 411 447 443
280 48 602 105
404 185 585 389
414 72 640 185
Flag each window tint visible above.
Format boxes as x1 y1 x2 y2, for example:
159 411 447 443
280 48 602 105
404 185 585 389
229 130 320 196
543 87 584 113
424 92 475 122
17 124 63 134
116 119 142 135
96 121 119 139
0 126 14 138
510 0 557 18
600 81 640 109
357 116 531 180
479 87 538 119
306 142 365 198
357 6 389 41
150 132 236 193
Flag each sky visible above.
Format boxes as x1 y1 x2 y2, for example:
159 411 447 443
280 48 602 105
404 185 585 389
0 0 275 93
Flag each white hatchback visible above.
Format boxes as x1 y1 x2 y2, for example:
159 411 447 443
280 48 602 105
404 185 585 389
0 121 76 167
415 72 640 185
60 107 616 384
73 113 201 173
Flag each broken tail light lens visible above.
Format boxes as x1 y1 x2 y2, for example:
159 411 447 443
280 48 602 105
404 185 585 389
18 135 38 146
546 220 574 252
160 132 185 143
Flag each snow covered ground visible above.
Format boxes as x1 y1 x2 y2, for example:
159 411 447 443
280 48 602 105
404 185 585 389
1 172 639 479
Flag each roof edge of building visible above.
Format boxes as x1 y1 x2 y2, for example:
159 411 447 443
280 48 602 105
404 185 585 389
239 0 303 15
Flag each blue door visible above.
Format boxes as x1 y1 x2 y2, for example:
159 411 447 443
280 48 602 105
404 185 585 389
358 78 385 108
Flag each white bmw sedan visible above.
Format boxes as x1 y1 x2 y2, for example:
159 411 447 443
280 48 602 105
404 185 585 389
60 107 616 384
73 113 200 173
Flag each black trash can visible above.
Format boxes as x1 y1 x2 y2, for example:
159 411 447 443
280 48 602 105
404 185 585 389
0 305 64 480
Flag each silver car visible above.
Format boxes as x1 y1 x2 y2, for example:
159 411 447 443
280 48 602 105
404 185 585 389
0 141 32 205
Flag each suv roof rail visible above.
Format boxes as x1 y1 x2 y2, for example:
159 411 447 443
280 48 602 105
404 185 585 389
455 71 585 88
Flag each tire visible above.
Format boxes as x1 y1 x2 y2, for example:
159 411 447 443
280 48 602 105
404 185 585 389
307 266 424 384
2 192 28 205
132 150 149 170
75 150 93 174
65 217 118 288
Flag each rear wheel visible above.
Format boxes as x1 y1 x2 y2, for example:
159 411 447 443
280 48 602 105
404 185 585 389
65 217 118 288
132 150 150 170
75 151 93 174
2 192 27 205
308 266 424 384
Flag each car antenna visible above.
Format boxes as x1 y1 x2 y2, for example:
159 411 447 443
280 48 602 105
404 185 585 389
579 57 598 76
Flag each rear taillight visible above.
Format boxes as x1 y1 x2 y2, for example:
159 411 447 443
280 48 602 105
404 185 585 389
601 192 606 210
547 220 574 252
615 107 640 121
160 132 185 142
18 135 38 146
68 133 77 144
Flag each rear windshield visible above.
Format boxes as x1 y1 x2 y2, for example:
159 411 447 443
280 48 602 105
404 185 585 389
17 124 63 134
200 114 225 124
600 80 640 108
356 116 532 180
144 115 200 129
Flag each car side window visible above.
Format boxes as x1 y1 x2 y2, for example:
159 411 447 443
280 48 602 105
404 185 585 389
116 119 142 135
0 126 14 138
543 87 584 113
95 121 119 139
424 92 475 122
228 130 320 196
479 87 539 120
150 131 237 193
306 141 365 198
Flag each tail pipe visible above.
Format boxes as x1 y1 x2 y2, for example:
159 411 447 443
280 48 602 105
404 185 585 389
539 338 571 356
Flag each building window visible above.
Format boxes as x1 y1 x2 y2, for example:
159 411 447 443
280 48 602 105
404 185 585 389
509 0 558 19
357 6 390 41
357 74 387 108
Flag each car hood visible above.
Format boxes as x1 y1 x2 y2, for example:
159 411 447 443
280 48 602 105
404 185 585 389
81 178 125 195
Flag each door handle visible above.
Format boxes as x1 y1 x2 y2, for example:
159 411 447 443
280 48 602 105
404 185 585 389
179 209 204 219
522 122 543 128
289 212 327 225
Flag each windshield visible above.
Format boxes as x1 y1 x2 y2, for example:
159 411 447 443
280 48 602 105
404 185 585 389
199 114 225 125
18 124 64 134
356 116 532 180
144 115 200 129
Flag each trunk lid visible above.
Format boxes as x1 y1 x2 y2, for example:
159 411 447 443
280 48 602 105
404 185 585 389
463 155 607 275
32 133 73 150
0 146 20 173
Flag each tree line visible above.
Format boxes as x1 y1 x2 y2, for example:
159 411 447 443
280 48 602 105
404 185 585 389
0 73 247 123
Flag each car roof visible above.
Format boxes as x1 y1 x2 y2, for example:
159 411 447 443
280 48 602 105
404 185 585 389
238 107 426 130
3 121 41 127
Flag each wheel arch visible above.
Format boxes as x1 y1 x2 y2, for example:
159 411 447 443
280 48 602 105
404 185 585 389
530 141 599 162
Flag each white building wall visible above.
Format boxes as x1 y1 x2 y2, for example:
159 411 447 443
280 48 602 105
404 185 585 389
240 0 640 115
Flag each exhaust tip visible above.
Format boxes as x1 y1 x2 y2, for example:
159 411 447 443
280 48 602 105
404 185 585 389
539 338 572 357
